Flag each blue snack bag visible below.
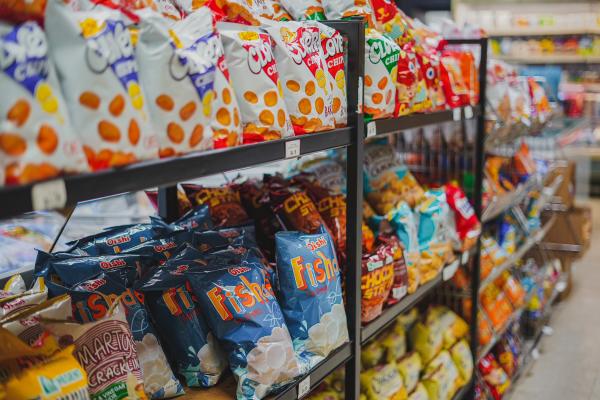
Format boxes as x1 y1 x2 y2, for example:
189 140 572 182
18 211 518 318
69 273 184 399
172 204 213 231
186 250 302 400
122 229 196 268
370 201 420 266
275 227 348 368
138 260 227 388
416 189 449 252
194 225 258 253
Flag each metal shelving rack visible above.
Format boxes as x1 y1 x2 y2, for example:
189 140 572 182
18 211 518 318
0 20 489 400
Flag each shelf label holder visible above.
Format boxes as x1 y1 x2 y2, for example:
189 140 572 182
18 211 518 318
31 179 67 211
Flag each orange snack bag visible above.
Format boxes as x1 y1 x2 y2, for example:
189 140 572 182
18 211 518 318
45 0 158 171
264 20 335 134
0 21 88 186
218 22 294 143
0 0 46 23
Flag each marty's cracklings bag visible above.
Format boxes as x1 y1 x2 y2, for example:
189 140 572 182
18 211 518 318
45 0 158 170
0 21 88 186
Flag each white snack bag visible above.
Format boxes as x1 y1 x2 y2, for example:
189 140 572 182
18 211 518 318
364 28 399 120
218 22 294 143
322 0 374 25
279 0 325 20
0 21 88 186
45 0 158 171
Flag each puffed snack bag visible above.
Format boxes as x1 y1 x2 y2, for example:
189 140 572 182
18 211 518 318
218 22 294 143
0 21 88 186
264 20 334 134
364 29 399 120
45 0 158 171
280 0 325 20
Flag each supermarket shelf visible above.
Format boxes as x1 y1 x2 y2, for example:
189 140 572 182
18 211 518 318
479 215 557 293
361 274 443 343
181 342 352 400
365 106 479 138
482 176 540 223
488 27 600 36
477 302 528 362
494 54 600 64
0 128 352 220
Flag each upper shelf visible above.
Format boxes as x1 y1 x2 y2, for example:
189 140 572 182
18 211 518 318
494 54 600 64
488 26 600 37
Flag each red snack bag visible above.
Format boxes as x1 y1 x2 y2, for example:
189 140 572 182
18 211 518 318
182 183 249 227
269 185 327 234
458 50 478 105
0 0 45 23
445 182 481 251
416 47 446 110
361 243 395 323
378 234 409 306
478 354 511 400
496 271 525 308
395 47 417 116
403 42 431 113
440 50 470 108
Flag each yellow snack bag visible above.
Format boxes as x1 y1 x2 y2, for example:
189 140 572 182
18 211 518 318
422 366 452 400
425 306 469 349
423 351 460 398
381 325 407 363
395 308 419 332
361 362 408 400
396 352 422 393
0 277 47 320
361 337 385 369
408 383 430 400
410 318 443 364
449 340 473 385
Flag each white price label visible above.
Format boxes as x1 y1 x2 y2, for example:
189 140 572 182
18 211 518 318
452 108 461 121
443 260 460 281
357 76 364 114
31 179 67 211
464 106 474 119
298 376 311 398
367 122 376 137
392 286 407 300
461 252 469 265
285 140 301 159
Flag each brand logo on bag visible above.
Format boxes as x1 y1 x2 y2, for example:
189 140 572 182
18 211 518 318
291 250 339 290
99 258 126 269
368 37 399 69
153 241 177 253
243 34 279 84
106 235 131 246
81 278 107 291
228 266 250 276
306 236 327 251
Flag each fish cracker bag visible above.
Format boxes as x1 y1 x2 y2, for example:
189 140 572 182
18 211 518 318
364 29 399 120
280 0 325 20
69 274 184 398
218 22 294 143
395 46 418 116
0 21 88 186
322 0 374 27
182 183 250 227
171 203 214 231
138 261 227 388
186 250 302 400
264 21 335 134
43 302 148 400
369 0 412 43
137 9 215 157
275 228 348 367
45 0 158 171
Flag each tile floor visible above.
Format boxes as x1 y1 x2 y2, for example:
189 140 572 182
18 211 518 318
511 199 600 400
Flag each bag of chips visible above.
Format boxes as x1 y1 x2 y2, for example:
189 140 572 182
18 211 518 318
0 277 47 320
0 274 26 297
138 262 227 388
364 29 399 120
183 183 250 227
416 47 446 111
361 243 395 323
0 21 89 186
186 250 302 399
450 339 473 385
377 234 409 306
440 50 470 109
423 350 461 397
218 22 294 143
421 365 453 400
410 317 443 364
45 0 158 170
270 185 328 234
395 46 418 116
361 336 385 369
208 0 279 25
496 271 525 308
172 204 213 232
403 42 431 113
43 302 148 400
360 362 408 400
275 228 348 366
445 183 480 252
478 353 510 400
381 323 406 362
322 0 374 26
397 352 422 394
408 383 430 400
280 0 325 20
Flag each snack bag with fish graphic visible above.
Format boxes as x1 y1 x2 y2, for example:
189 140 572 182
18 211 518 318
0 21 88 186
322 0 374 26
275 228 348 367
136 8 215 157
43 303 148 400
45 0 158 170
264 21 334 134
218 22 294 143
280 0 325 20
364 29 399 120
186 250 302 400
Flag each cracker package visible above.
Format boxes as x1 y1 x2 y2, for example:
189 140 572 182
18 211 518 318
0 21 88 186
280 0 325 20
45 0 158 170
322 0 374 26
265 21 335 134
364 29 399 120
218 22 294 142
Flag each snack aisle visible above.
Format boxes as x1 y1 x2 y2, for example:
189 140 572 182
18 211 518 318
0 1 585 400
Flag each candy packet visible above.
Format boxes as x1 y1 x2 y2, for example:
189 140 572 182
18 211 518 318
45 0 158 170
218 22 294 142
364 29 399 120
275 228 348 367
264 20 335 134
0 21 89 186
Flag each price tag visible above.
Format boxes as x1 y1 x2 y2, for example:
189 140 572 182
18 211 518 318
461 252 469 265
31 179 67 211
452 108 461 121
298 376 311 398
464 106 474 119
367 122 376 137
285 140 300 159
357 76 364 114
443 260 460 281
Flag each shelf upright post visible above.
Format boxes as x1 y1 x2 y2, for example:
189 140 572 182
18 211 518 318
158 186 180 223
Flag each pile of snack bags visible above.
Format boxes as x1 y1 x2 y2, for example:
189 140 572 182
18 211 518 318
0 0 480 187
0 167 360 399
361 140 481 324
307 305 474 400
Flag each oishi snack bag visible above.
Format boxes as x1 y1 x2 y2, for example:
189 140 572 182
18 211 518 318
402 42 430 113
0 21 88 186
0 277 47 319
275 228 348 366
183 183 250 227
280 0 325 20
322 0 374 26
264 20 335 134
416 48 445 111
208 0 279 25
364 29 399 120
171 204 213 231
138 261 227 388
395 47 418 116
69 275 184 399
423 350 461 396
381 324 406 362
361 243 395 323
186 250 302 400
43 302 148 400
45 0 158 170
360 362 408 400
440 50 469 109
218 22 294 142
